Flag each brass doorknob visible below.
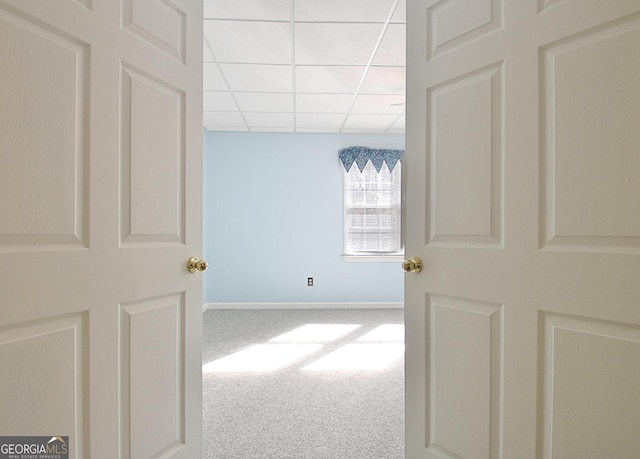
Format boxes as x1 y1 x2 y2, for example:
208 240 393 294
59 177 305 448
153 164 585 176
402 257 423 274
187 257 208 273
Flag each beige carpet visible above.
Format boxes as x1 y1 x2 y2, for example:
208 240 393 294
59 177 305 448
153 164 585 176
202 308 405 459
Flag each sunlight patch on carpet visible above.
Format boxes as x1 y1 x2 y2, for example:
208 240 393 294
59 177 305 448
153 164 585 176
302 343 405 371
356 324 404 342
269 324 361 342
203 344 322 372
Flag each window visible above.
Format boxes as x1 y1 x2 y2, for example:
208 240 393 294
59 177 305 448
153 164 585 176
342 160 402 260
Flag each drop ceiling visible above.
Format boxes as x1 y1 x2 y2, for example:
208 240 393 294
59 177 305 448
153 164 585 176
203 0 406 133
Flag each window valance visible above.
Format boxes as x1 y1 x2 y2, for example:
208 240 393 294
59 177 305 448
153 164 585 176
339 146 405 173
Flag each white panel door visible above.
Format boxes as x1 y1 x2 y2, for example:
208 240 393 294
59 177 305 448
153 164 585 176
0 1 203 457
405 0 640 458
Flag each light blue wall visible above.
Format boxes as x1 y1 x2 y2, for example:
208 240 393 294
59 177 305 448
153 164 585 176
204 131 405 304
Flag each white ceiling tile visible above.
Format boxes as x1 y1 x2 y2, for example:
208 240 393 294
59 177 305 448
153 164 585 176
235 92 293 112
220 64 292 92
203 63 228 90
251 127 295 132
295 23 382 65
204 0 290 20
295 66 365 93
205 126 248 132
203 37 215 62
341 128 386 133
385 127 404 134
204 20 291 64
390 0 406 23
295 0 396 22
296 113 345 130
372 24 405 66
389 114 405 132
204 111 247 129
203 91 239 111
360 66 405 94
351 94 405 114
202 0 406 133
244 112 294 129
296 94 353 113
343 114 399 130
296 128 340 133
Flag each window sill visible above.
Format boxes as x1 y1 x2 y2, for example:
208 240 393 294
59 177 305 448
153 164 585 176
342 255 403 263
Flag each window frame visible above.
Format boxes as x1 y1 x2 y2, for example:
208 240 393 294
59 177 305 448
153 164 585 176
341 160 404 262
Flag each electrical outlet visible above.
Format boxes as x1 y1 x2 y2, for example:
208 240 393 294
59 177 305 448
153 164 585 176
307 277 313 286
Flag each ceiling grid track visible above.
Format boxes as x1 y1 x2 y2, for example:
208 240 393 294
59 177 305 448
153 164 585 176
202 0 405 133
203 29 250 131
339 0 402 133
290 0 297 132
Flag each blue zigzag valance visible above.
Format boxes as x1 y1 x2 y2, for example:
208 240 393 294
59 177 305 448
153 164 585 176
339 146 405 173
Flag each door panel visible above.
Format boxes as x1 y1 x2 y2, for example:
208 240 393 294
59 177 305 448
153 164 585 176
428 295 502 459
539 313 640 458
427 0 502 60
428 62 503 247
0 314 87 450
406 1 640 458
120 294 185 459
541 17 640 250
122 0 186 63
0 1 202 457
120 63 185 245
0 9 88 249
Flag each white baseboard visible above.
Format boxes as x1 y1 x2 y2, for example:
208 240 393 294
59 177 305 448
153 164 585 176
203 302 404 311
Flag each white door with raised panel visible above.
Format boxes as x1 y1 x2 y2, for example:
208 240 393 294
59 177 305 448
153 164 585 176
405 0 640 457
0 1 203 457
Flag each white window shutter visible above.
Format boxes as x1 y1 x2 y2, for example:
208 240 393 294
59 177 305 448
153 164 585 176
343 161 402 255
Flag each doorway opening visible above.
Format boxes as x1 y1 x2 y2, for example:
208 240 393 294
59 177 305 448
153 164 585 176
201 0 407 455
